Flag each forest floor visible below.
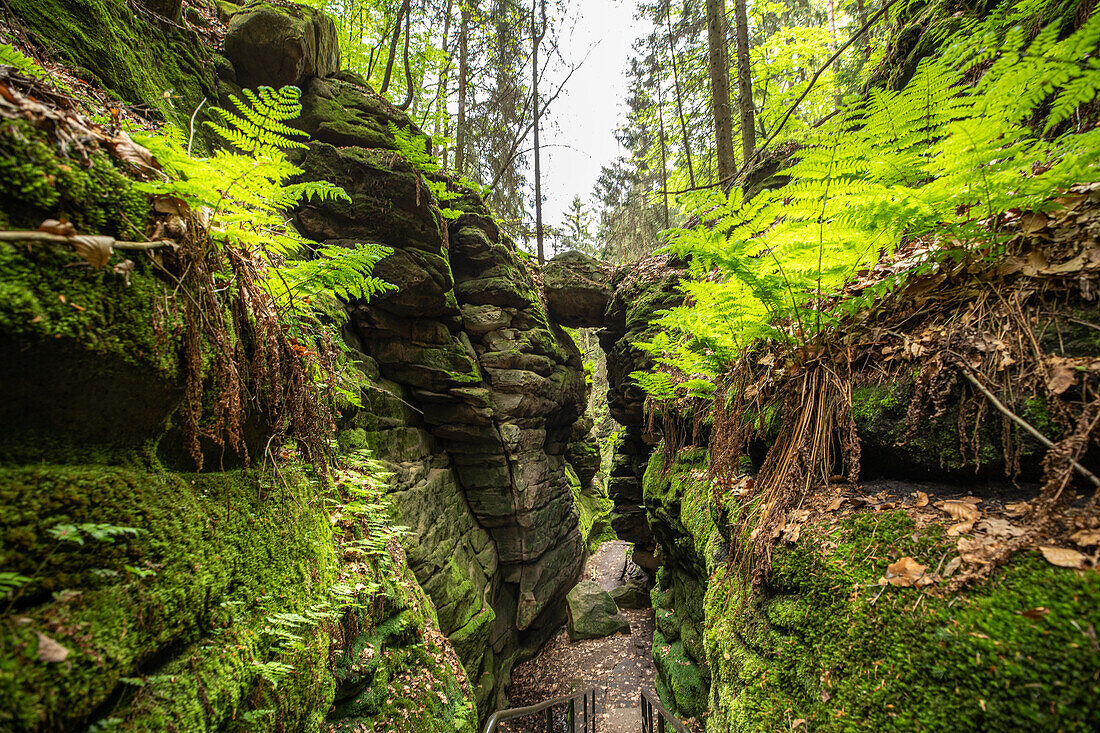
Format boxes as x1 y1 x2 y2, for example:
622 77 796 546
502 541 657 733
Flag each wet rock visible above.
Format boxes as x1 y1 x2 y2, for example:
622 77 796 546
223 2 339 89
566 581 631 641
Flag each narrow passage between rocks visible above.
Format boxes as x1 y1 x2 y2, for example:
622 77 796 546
502 541 657 733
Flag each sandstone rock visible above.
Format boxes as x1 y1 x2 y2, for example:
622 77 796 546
223 2 339 89
610 580 651 609
566 581 631 641
543 250 613 328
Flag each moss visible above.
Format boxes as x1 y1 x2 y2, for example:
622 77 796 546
0 464 338 731
0 120 150 239
8 0 219 134
327 547 477 732
703 505 1100 732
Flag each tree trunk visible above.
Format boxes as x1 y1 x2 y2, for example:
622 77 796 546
379 0 411 96
665 2 696 188
826 0 840 108
855 0 869 48
531 0 546 265
705 0 736 184
433 0 455 165
455 1 470 176
731 0 756 167
654 40 670 227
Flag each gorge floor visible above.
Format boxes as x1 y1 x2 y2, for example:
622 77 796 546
501 541 657 733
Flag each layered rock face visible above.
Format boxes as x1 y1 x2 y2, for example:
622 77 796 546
232 53 591 715
597 257 687 570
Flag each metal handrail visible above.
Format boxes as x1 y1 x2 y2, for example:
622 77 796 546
640 689 690 733
482 687 598 733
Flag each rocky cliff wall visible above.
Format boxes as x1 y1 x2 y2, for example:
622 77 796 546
1 0 592 725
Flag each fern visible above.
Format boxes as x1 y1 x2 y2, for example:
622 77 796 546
206 86 310 156
643 0 1100 402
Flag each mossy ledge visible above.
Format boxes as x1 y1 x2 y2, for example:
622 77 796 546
644 447 1100 732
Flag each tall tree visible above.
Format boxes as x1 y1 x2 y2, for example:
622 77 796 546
531 0 547 264
732 0 756 166
455 0 471 176
705 0 736 183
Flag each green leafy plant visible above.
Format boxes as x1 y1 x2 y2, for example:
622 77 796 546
131 86 394 470
641 5 1100 404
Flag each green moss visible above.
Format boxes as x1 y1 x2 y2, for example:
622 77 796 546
8 0 219 133
703 507 1100 732
0 464 338 731
327 548 477 732
0 120 150 239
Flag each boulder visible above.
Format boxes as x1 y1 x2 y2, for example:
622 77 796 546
223 2 339 89
610 580 651 609
542 250 612 328
566 580 631 641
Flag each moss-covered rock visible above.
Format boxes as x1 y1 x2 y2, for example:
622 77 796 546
643 448 1100 732
7 0 218 132
0 465 338 732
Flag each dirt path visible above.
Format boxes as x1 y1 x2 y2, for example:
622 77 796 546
502 541 656 733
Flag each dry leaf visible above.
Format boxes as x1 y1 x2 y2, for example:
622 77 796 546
70 235 114 268
825 497 845 512
1039 546 1087 569
1070 529 1100 547
978 518 1025 538
153 195 189 216
1005 501 1031 517
38 218 75 236
937 500 981 523
107 130 160 173
1020 212 1048 234
35 631 69 663
915 491 929 507
1046 364 1077 395
882 556 928 587
113 259 135 286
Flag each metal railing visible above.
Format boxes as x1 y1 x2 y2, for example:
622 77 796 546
482 687 598 733
640 689 689 733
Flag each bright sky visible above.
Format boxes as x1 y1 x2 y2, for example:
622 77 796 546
539 0 645 227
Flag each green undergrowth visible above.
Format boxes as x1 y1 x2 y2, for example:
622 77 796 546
643 448 1100 731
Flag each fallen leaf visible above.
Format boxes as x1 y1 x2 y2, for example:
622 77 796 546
38 218 75 236
1039 546 1087 569
937 500 981 523
1071 530 1100 547
1020 212 1048 234
978 518 1025 538
70 235 114 268
958 536 999 563
1046 364 1077 395
825 497 845 512
1017 607 1050 619
153 195 189 216
35 631 69 663
1005 501 1031 517
113 259 135 286
915 491 929 507
107 130 160 174
882 556 928 587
